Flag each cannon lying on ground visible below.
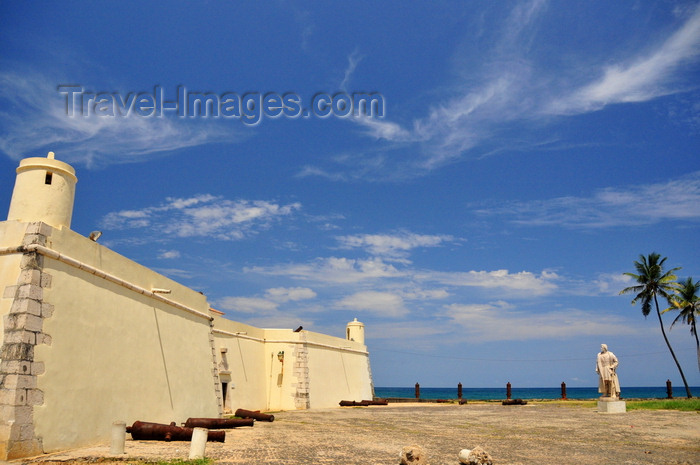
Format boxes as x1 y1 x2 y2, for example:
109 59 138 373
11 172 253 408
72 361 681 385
339 399 389 406
184 417 254 428
235 408 275 422
126 421 226 442
501 399 528 405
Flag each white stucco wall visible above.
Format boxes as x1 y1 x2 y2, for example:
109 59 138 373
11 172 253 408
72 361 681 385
31 226 220 452
211 317 268 411
1 221 373 456
1 155 374 459
304 332 372 408
212 322 372 412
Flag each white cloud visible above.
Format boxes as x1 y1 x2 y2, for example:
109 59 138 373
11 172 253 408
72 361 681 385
340 49 364 92
367 322 449 339
265 287 317 302
548 4 700 114
422 269 559 296
217 296 279 314
354 116 414 142
593 273 633 296
158 250 181 259
476 171 700 228
301 2 700 180
398 287 450 300
0 72 238 166
247 257 404 284
246 253 558 299
336 231 454 257
101 195 301 240
336 291 408 317
444 302 637 342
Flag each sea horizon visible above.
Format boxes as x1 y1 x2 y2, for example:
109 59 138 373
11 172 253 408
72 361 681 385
374 385 700 400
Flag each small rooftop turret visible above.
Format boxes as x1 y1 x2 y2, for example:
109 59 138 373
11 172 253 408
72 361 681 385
346 317 365 344
6 151 78 229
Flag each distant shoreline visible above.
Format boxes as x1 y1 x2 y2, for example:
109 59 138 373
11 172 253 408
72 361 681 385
374 385 699 401
376 397 675 403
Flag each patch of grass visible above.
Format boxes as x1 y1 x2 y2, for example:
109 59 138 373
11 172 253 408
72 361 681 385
149 459 214 465
537 400 597 408
626 398 700 411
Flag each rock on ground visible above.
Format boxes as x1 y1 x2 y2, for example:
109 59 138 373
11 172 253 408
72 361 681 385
400 444 427 464
459 446 493 465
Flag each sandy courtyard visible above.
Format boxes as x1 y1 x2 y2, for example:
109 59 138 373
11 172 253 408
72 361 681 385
15 402 700 465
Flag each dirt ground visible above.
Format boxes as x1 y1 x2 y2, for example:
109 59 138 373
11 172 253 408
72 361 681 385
12 402 700 465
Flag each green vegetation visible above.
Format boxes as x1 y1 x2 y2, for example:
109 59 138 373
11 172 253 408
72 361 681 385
620 253 693 398
626 399 700 411
78 459 214 465
663 276 700 371
153 460 213 465
534 400 597 408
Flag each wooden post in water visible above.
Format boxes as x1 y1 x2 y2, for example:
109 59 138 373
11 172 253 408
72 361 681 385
666 379 673 399
415 382 420 399
561 382 567 400
457 382 463 400
506 382 512 400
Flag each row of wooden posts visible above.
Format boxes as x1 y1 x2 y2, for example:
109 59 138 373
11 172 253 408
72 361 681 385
413 379 677 400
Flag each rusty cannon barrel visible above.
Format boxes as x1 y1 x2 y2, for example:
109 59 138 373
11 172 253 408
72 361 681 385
126 421 225 442
340 400 388 407
363 399 388 405
339 400 366 406
501 398 528 406
339 400 374 406
235 408 275 422
184 417 254 429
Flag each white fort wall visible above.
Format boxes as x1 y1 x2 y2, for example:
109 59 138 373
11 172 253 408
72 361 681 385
33 225 221 452
0 153 373 459
0 220 373 458
212 318 372 412
1 221 221 457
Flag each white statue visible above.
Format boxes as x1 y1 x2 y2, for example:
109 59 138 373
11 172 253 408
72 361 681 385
596 344 620 398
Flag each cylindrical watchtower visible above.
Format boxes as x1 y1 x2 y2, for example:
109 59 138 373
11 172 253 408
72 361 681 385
6 152 78 229
346 318 365 344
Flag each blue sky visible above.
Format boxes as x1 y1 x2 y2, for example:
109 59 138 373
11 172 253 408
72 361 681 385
1 1 699 389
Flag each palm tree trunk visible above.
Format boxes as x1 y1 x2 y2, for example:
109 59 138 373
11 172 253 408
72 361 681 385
654 295 693 398
694 321 699 372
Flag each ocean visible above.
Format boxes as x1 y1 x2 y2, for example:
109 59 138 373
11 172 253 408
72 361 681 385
374 385 698 400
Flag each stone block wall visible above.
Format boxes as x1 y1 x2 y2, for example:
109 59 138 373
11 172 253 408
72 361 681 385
0 223 53 459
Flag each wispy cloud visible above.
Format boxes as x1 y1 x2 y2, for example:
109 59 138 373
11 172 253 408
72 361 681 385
443 301 636 342
247 256 405 284
265 287 317 302
248 254 558 297
548 4 700 114
305 1 700 179
336 231 454 258
217 286 316 313
217 296 279 314
336 291 408 317
475 171 700 228
420 269 559 296
101 194 301 240
340 49 364 92
214 285 319 329
0 71 239 166
158 250 181 259
592 273 633 296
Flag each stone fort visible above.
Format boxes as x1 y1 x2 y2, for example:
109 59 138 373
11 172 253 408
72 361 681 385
0 152 373 459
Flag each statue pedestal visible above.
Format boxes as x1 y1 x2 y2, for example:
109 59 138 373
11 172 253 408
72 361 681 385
597 397 626 414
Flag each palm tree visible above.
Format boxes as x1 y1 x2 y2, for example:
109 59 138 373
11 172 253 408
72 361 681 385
619 253 692 398
664 277 700 372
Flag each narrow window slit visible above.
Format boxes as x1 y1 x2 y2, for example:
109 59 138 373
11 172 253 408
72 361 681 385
45 172 53 185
